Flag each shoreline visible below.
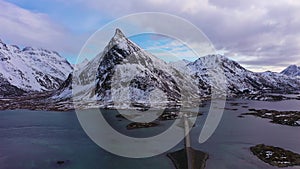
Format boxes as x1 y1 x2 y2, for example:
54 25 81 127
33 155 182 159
0 91 299 112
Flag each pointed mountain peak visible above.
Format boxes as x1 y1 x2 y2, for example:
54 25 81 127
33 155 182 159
104 28 142 53
112 28 126 40
115 28 125 35
106 28 128 48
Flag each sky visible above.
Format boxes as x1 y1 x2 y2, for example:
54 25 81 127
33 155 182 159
1 0 300 72
130 33 214 63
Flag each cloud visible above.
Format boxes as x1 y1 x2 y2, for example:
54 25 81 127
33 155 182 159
74 0 300 72
2 0 300 71
0 0 84 54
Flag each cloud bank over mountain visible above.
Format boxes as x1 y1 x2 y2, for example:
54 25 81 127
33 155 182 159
1 0 300 72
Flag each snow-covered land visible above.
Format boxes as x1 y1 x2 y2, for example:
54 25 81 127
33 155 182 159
1 29 300 110
65 29 201 109
52 29 300 110
0 39 73 96
184 55 300 95
281 65 300 77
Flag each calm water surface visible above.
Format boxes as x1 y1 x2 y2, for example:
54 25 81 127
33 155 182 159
0 99 299 169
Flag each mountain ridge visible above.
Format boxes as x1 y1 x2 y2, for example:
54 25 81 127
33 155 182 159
281 65 300 77
175 54 300 95
70 29 201 109
0 39 73 95
55 29 300 110
0 29 299 110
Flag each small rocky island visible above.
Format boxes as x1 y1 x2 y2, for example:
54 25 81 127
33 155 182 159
158 111 179 121
158 111 202 121
241 109 300 126
251 144 300 167
126 122 159 130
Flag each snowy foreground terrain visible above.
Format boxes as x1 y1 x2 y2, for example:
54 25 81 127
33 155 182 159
0 29 299 111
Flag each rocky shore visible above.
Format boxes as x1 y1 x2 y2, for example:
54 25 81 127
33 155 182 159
251 144 300 167
241 109 300 126
0 92 73 111
241 92 300 101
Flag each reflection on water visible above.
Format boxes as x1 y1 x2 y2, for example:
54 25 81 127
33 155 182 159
0 98 299 169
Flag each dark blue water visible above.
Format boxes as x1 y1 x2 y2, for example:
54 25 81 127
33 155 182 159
0 110 172 169
0 99 299 169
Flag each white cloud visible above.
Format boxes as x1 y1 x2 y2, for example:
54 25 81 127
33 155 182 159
75 0 300 72
2 0 300 71
144 40 199 62
0 0 83 53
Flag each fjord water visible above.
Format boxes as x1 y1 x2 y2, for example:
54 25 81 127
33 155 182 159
0 99 299 169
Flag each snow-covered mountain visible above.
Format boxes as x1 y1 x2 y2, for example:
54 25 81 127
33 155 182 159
58 29 201 109
185 55 300 95
3 27 293 111
95 29 201 108
0 39 73 94
281 65 300 77
53 30 300 109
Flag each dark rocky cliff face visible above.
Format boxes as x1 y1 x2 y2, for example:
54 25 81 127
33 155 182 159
0 76 25 97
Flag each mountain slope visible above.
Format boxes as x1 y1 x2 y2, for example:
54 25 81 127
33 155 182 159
0 75 25 97
52 73 73 100
187 55 300 95
169 59 191 73
0 39 73 94
71 29 200 109
53 31 300 110
281 65 300 77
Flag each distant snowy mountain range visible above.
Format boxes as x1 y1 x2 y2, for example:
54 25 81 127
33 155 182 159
187 55 300 95
0 39 72 96
52 29 300 109
281 65 300 77
0 29 299 109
